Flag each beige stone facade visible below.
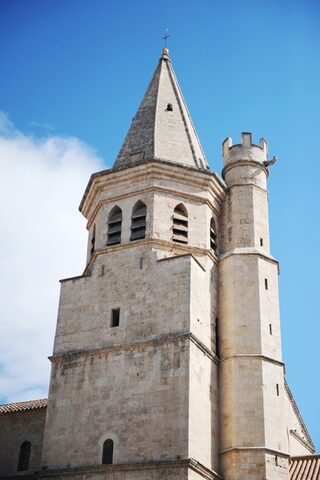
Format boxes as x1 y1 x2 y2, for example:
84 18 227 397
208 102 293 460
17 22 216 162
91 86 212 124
0 50 315 480
0 403 46 477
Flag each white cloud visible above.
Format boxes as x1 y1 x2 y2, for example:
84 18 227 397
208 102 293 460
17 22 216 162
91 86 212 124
0 113 104 403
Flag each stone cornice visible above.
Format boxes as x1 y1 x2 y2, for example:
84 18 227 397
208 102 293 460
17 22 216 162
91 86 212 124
220 446 289 458
220 353 285 368
34 458 222 480
50 332 219 366
60 239 217 281
80 159 225 219
157 252 206 272
219 247 279 273
222 159 269 180
226 182 268 195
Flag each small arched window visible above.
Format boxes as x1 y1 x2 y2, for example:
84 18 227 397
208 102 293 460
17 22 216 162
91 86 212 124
90 224 96 255
210 218 217 253
172 204 188 244
102 438 114 464
17 441 31 471
131 201 146 241
107 206 122 246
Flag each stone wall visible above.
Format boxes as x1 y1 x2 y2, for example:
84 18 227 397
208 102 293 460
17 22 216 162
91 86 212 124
0 409 46 476
42 337 190 469
54 248 191 355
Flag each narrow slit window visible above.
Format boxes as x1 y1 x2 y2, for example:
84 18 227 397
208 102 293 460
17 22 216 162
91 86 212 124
107 206 122 246
276 383 279 396
215 318 220 358
131 201 146 241
17 441 31 472
210 218 218 253
265 278 268 290
269 324 272 335
260 238 263 246
111 308 120 327
102 439 114 464
90 225 96 255
172 204 188 244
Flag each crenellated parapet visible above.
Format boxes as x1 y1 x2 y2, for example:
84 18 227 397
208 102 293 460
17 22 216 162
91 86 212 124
223 132 268 167
221 132 275 188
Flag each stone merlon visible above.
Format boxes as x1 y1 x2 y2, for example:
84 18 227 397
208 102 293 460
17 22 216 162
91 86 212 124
222 132 268 166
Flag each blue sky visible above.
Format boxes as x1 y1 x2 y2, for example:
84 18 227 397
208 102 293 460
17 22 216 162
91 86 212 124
1 0 319 450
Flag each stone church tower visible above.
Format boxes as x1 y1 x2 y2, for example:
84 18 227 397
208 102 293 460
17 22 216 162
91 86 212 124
0 49 316 480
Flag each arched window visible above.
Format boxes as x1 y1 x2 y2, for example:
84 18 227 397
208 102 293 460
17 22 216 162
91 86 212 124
172 204 188 244
17 441 31 471
102 438 114 464
90 224 96 255
131 201 146 241
210 217 217 253
107 206 122 246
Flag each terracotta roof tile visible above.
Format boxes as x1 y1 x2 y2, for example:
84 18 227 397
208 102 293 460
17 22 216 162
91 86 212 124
0 398 47 415
290 455 320 480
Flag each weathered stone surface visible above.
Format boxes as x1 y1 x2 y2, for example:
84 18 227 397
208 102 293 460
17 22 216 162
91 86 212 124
114 49 208 170
0 410 46 476
0 47 315 480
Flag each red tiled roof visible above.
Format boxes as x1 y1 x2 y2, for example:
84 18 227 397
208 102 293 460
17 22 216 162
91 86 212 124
290 455 320 480
0 398 47 415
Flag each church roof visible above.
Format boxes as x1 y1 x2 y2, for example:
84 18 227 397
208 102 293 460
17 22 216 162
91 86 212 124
113 48 209 170
285 380 315 452
0 398 47 415
290 455 320 480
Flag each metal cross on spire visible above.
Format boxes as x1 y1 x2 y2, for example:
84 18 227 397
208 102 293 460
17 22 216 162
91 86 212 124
162 28 170 48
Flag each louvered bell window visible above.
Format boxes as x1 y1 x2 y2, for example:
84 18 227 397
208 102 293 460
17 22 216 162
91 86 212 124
131 202 146 241
210 218 217 253
172 204 188 244
107 207 122 246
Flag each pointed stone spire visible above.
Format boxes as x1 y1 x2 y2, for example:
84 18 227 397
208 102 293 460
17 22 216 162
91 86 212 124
113 49 209 170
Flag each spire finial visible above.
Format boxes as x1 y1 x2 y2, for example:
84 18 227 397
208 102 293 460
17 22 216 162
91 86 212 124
162 47 169 59
162 28 170 59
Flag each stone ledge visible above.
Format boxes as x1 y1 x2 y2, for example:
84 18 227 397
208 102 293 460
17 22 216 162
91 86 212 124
220 247 278 266
60 239 217 282
80 159 226 218
50 332 219 366
219 247 280 273
226 182 267 194
157 252 206 271
27 458 222 480
222 159 269 180
220 446 289 458
220 353 284 368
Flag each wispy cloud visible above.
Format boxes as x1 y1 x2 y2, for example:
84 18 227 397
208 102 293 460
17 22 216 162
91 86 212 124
0 113 104 403
30 120 55 133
